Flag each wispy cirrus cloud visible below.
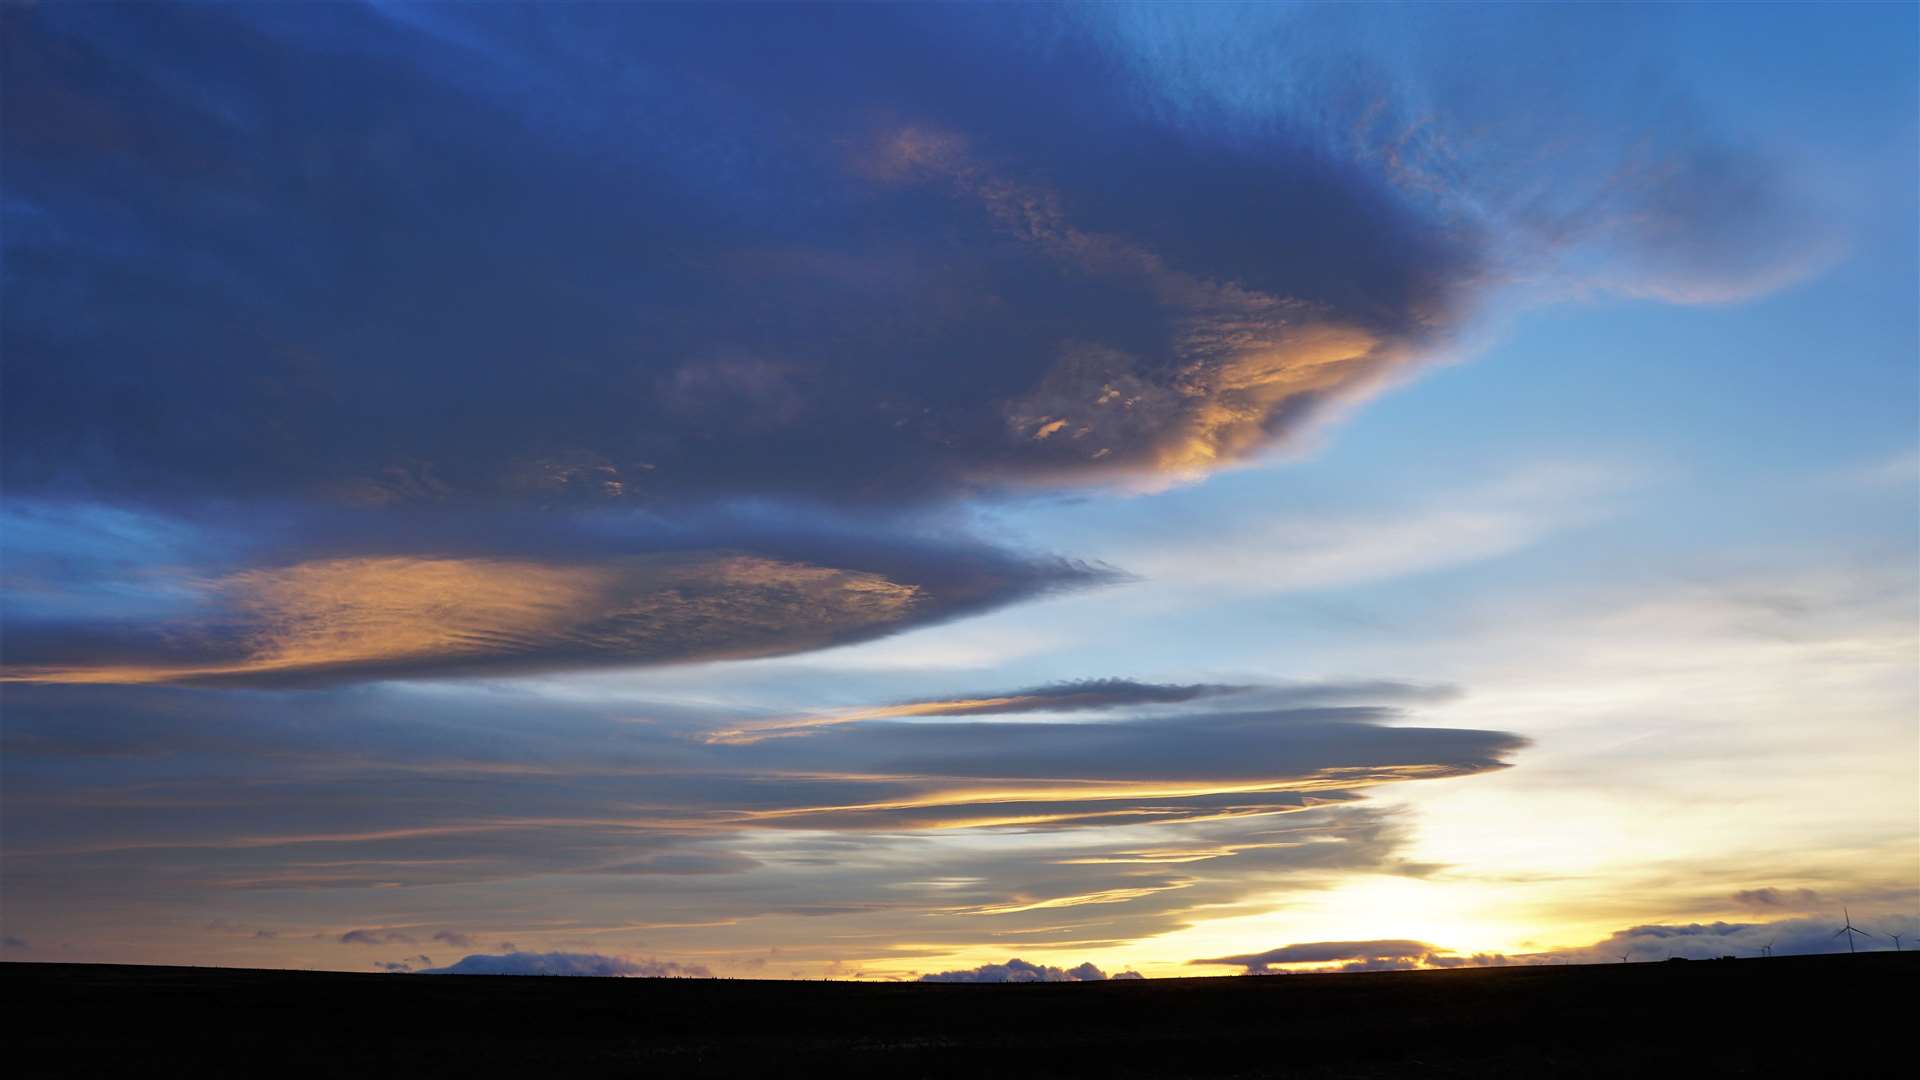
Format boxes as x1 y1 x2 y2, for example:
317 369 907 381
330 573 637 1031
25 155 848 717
1107 462 1634 592
1088 2 1849 308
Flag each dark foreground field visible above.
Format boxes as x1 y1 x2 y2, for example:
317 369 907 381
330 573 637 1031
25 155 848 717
7 953 1914 1077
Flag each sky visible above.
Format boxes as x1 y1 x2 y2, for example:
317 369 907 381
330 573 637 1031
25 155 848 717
2 2 1915 980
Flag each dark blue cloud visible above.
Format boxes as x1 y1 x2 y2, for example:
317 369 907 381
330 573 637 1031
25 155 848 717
3 2 1476 509
4 3 1828 687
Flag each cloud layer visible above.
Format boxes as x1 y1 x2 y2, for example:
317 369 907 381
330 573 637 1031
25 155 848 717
1 678 1520 966
918 958 1140 983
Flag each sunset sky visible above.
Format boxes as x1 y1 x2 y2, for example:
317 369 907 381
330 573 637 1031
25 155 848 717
3 2 1915 980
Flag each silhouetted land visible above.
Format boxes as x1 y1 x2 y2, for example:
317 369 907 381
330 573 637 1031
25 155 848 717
7 953 1914 1077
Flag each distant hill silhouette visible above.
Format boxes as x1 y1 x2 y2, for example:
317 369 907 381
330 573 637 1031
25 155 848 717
6 954 1915 1076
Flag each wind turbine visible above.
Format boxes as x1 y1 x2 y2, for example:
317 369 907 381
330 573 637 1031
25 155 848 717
1833 907 1874 954
1760 939 1774 959
1617 950 1632 963
1889 933 1904 952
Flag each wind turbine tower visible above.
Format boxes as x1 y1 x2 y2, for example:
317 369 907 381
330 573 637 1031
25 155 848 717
1833 907 1874 954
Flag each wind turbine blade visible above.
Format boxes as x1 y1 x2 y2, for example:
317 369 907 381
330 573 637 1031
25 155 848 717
1833 928 1848 938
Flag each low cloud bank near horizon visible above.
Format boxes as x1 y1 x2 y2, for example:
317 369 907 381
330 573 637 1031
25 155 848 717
419 952 712 978
1190 907 1920 974
1548 912 1920 963
918 958 1142 983
1192 940 1436 975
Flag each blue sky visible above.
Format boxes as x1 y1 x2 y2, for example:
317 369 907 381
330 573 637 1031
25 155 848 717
2 2 1914 978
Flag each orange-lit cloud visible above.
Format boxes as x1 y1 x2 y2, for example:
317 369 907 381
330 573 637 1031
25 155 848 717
1 553 922 685
865 125 1416 486
707 679 1245 744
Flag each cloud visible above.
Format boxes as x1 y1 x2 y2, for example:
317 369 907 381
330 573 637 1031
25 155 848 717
709 678 1252 743
0 3 1837 696
706 696 1524 833
1191 940 1436 974
1199 907 1920 976
2 678 1521 846
3 936 27 949
858 125 1441 489
1088 3 1846 307
420 952 711 978
1423 953 1521 970
2 3 1479 512
1 502 1110 686
1540 913 1920 962
1 677 1519 958
1107 462 1632 593
1731 888 1823 911
339 929 415 946
431 930 475 948
918 958 1127 983
375 954 434 973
